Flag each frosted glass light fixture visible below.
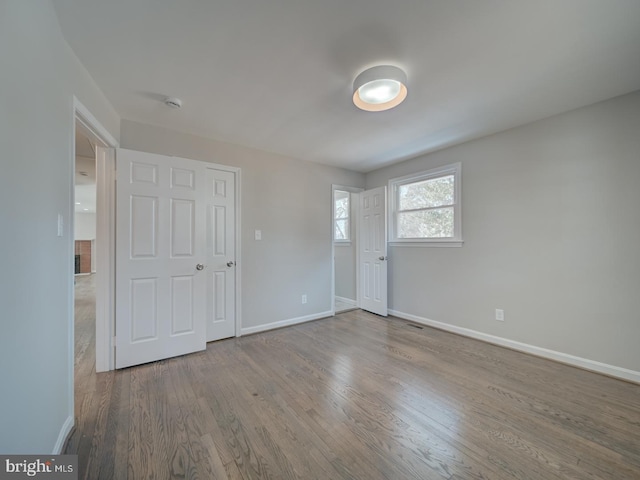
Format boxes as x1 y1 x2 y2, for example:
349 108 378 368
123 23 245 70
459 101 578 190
353 65 408 112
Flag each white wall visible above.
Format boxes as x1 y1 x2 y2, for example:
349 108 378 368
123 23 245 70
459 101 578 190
120 120 365 331
74 212 96 240
366 91 640 375
0 1 119 453
335 246 356 300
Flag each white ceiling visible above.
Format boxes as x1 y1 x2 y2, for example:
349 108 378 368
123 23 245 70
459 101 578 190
54 0 640 172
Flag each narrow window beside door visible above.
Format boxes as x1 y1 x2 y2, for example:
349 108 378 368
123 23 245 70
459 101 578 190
334 190 350 243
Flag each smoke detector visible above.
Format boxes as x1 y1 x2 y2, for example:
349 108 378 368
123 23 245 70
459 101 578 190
164 97 183 109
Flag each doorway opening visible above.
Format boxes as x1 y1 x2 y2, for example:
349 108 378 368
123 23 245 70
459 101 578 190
71 98 118 384
331 185 363 314
73 126 98 386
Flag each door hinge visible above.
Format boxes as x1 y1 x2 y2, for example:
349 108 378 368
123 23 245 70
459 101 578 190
112 336 117 347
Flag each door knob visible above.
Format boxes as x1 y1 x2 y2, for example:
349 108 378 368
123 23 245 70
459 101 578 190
196 263 205 271
226 261 235 267
378 256 387 261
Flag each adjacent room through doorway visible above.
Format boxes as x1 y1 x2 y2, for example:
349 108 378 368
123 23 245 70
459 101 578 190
73 126 98 381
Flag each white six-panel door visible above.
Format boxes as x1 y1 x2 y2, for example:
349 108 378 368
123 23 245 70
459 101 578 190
115 149 207 368
206 168 236 342
359 186 388 316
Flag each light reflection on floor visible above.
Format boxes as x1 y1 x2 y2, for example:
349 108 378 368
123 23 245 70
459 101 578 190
321 316 462 467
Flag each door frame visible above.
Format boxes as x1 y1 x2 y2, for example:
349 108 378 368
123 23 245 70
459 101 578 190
72 98 119 377
331 184 363 315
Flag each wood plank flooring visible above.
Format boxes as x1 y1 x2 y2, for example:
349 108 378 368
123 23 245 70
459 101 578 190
67 275 640 479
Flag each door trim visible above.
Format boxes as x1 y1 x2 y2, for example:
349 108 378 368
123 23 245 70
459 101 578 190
94 146 116 372
72 100 119 378
331 184 363 315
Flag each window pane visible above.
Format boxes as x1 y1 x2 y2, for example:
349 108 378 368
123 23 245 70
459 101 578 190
399 175 454 210
334 191 349 219
397 207 454 238
335 197 349 219
335 219 349 240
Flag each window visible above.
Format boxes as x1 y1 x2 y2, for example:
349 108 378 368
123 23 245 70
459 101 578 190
389 163 462 246
334 190 350 242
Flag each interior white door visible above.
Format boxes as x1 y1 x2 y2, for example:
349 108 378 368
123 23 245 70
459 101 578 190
206 168 236 342
115 148 207 368
359 186 388 316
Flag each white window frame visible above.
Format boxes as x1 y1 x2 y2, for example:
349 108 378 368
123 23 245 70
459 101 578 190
333 189 351 244
388 162 463 247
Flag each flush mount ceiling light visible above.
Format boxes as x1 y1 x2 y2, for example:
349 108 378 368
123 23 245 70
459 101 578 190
352 65 408 112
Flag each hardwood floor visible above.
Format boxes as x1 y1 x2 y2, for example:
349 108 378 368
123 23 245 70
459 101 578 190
67 275 640 479
335 298 357 314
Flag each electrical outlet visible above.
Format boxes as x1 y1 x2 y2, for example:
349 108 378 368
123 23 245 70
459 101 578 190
495 309 505 321
302 294 307 304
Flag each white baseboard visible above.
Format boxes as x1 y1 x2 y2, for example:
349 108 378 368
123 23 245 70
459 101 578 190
389 309 640 384
241 310 333 336
335 296 357 307
53 415 74 454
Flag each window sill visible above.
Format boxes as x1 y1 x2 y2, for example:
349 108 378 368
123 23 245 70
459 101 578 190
389 240 463 248
334 241 352 247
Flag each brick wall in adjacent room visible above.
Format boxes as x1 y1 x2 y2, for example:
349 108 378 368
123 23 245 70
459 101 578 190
75 240 92 274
